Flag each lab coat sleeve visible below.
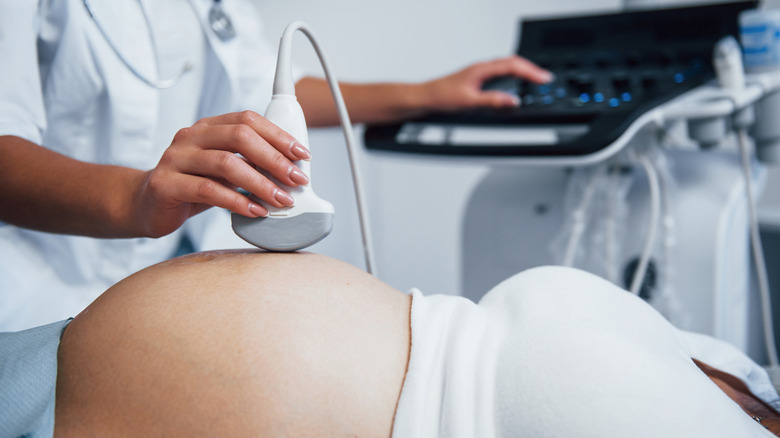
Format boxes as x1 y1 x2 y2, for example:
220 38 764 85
0 1 46 144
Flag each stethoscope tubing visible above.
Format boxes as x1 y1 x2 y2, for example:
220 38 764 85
82 0 234 89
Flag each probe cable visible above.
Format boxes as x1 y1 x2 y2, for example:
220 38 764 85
630 154 661 296
737 127 779 367
275 22 377 275
562 166 603 267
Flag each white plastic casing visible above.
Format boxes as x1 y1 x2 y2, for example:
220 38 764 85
714 36 746 91
261 94 334 217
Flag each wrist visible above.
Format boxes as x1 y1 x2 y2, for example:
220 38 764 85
109 168 150 238
412 81 437 111
416 77 457 113
394 82 436 119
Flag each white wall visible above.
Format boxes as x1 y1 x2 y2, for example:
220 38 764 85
252 0 674 296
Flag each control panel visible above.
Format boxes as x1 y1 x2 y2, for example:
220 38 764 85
364 1 757 158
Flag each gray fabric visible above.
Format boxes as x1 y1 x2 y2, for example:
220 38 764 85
0 319 70 438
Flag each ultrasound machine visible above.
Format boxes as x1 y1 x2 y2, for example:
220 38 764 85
365 1 780 365
366 2 757 162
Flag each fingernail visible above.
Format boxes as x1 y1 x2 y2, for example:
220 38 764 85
289 167 309 185
274 189 295 206
249 203 268 217
509 95 521 107
541 70 555 83
291 141 311 161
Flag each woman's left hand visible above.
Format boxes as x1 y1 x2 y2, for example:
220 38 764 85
296 55 553 127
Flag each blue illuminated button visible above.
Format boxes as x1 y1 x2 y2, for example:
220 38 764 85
538 84 551 95
621 92 632 102
541 95 554 105
594 92 605 103
674 73 684 83
579 93 590 103
609 97 620 107
555 87 566 98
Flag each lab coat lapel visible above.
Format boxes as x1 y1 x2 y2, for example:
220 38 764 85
91 0 158 84
75 0 158 169
187 0 239 114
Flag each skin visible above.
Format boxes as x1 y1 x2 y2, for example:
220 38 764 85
54 251 412 437
0 55 551 239
694 359 780 435
297 56 552 126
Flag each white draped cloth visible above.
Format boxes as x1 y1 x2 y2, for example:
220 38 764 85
393 266 778 438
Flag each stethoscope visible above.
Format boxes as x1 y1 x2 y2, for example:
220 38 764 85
82 0 235 89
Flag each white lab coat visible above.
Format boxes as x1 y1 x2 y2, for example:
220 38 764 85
0 0 288 331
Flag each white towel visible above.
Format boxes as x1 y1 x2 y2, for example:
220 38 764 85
392 266 777 438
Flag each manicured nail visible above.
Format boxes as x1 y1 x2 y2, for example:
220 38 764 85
274 189 295 206
289 167 309 185
249 203 268 217
291 141 311 161
540 70 555 83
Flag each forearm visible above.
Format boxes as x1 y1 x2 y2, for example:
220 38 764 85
296 76 430 127
0 135 144 238
295 56 552 128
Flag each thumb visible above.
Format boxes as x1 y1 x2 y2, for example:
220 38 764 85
477 91 521 108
